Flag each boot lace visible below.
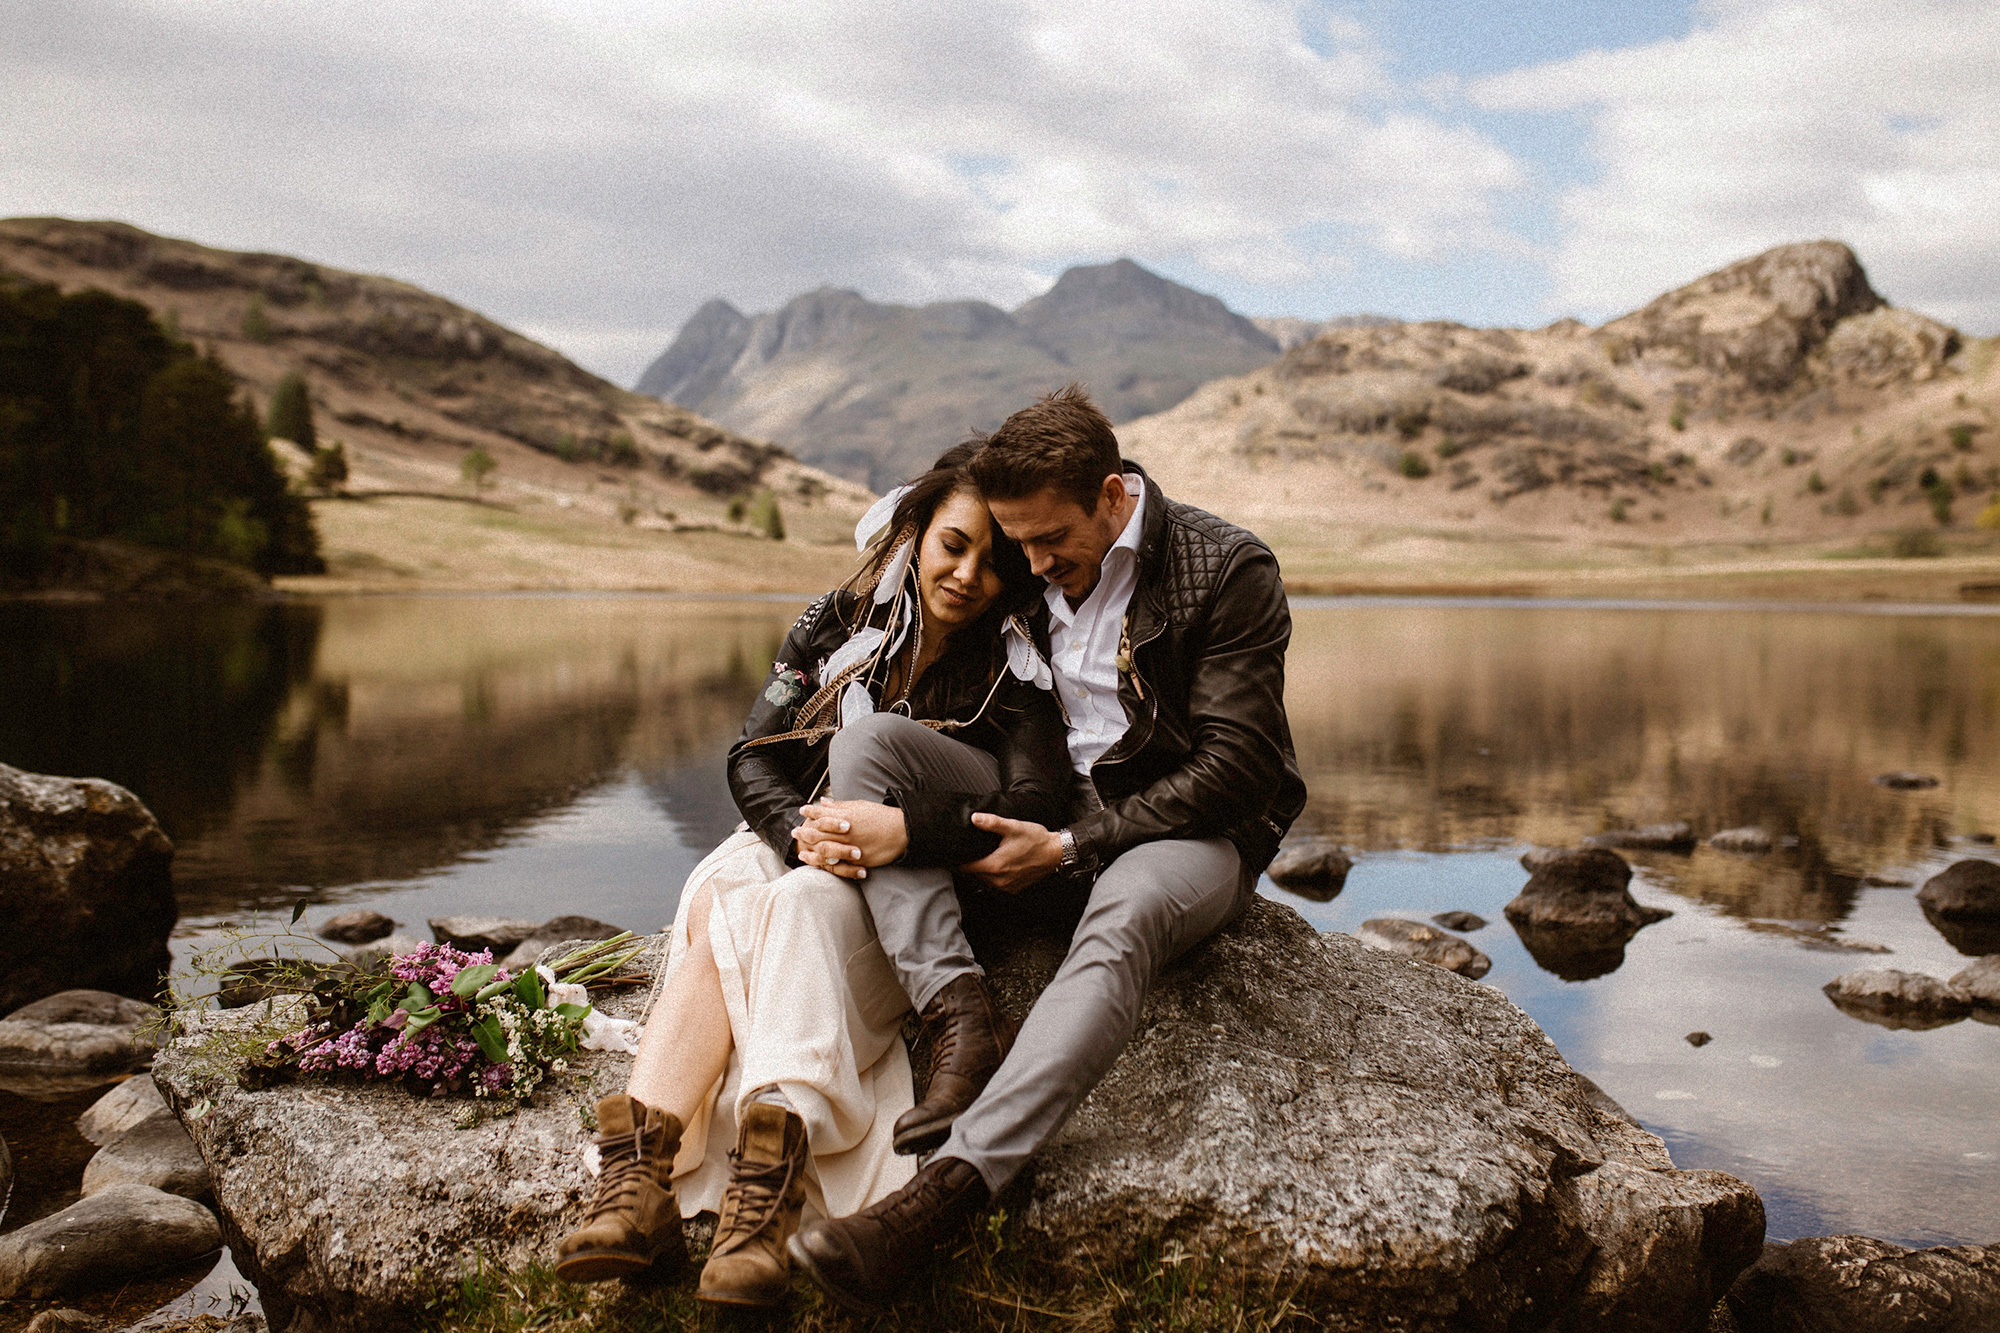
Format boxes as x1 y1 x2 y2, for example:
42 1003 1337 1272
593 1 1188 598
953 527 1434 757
714 1141 803 1252
584 1121 655 1220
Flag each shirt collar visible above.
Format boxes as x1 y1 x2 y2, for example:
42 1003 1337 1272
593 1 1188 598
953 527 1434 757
1044 475 1145 625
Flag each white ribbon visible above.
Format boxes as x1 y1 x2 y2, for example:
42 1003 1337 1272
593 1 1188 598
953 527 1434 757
544 976 642 1054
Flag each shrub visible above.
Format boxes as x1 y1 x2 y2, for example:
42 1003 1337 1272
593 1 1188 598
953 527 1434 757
1978 498 2000 531
1951 423 1978 451
1806 471 1826 494
605 431 641 467
1392 409 1428 441
745 488 785 540
1397 450 1431 479
307 442 348 493
461 446 496 492
1668 405 1686 431
1892 529 1942 558
241 293 273 344
1927 479 1955 526
266 371 316 449
1609 498 1629 522
1781 448 1798 466
1435 437 1462 459
555 433 578 463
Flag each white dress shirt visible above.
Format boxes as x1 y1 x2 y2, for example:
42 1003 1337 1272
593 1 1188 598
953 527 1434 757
1046 474 1145 776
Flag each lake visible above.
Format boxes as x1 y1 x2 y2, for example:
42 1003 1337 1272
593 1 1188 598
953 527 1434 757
1 591 1995 1262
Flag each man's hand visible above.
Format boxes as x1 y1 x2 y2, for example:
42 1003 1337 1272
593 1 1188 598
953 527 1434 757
792 800 908 879
961 813 1063 893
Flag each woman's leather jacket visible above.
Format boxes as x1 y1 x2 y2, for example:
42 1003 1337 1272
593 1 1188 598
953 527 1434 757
728 589 1072 867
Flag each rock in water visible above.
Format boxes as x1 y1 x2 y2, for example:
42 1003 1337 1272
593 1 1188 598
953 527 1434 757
1822 968 1972 1030
76 1074 170 1145
1582 822 1697 852
157 909 1762 1332
1708 827 1774 854
339 933 425 970
1950 955 2000 1007
1726 1234 2000 1332
1264 839 1352 899
0 1183 222 1299
81 1113 210 1200
426 916 541 955
0 763 175 1014
1505 849 1673 981
1873 771 1940 790
1354 917 1492 979
313 910 395 945
0 990 159 1095
499 916 629 971
1431 910 1487 932
1917 860 2000 919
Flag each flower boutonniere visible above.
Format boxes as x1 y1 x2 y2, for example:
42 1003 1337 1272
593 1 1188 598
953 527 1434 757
764 664 808 709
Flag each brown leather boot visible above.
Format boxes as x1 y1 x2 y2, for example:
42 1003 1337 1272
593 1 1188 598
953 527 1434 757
787 1155 989 1314
892 972 1014 1155
553 1094 686 1282
697 1100 810 1308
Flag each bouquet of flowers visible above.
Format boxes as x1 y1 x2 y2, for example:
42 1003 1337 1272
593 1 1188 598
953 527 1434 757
245 934 646 1104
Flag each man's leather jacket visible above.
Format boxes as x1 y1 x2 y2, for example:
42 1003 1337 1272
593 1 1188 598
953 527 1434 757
728 589 1072 867
1027 465 1306 887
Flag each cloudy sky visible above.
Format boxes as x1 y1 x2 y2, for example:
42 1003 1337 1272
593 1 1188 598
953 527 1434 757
4 0 1996 384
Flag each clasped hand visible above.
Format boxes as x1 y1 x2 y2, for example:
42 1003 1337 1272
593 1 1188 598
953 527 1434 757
792 799 908 879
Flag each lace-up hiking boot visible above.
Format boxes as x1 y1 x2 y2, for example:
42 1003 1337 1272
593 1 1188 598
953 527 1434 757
697 1101 810 1307
892 972 1014 1154
788 1155 988 1314
553 1094 686 1282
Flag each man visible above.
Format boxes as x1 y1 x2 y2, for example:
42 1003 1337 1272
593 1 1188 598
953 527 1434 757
789 384 1306 1312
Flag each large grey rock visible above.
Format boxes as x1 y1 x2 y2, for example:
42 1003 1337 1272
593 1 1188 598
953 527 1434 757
313 910 394 945
0 989 159 1094
77 1073 169 1145
1354 917 1492 979
499 915 628 971
81 1112 210 1200
1950 955 2000 1007
426 916 540 955
1708 827 1774 854
1264 839 1352 900
1822 969 1972 1030
0 763 175 1013
152 939 669 1333
339 933 424 970
1725 1234 2000 1332
0 1183 221 1299
1582 822 1697 852
1505 849 1673 981
1918 859 2000 919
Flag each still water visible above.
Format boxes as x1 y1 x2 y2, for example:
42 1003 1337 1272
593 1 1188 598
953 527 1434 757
1 593 1996 1250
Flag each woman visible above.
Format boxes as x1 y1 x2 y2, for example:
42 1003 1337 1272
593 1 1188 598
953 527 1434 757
553 442 1069 1308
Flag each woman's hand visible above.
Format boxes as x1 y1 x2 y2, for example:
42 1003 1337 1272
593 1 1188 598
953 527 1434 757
791 800 909 878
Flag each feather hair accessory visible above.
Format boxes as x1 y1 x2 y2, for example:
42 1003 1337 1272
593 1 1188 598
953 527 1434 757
854 484 914 552
1004 614 1053 690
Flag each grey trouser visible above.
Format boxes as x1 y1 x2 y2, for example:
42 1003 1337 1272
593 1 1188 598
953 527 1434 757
826 711 1243 1194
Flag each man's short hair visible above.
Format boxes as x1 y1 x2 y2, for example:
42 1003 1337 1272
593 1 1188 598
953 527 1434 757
969 383 1121 513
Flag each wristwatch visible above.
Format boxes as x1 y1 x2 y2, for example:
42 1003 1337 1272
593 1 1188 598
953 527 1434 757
1057 827 1094 878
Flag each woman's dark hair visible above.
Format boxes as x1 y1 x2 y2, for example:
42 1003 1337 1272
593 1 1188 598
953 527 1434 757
848 438 1037 618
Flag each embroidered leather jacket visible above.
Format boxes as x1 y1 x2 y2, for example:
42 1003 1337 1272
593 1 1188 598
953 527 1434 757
728 588 1072 867
1025 465 1307 886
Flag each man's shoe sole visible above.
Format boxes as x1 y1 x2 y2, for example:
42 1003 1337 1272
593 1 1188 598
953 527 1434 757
553 1243 683 1284
787 1233 886 1316
890 1110 956 1156
696 1286 786 1309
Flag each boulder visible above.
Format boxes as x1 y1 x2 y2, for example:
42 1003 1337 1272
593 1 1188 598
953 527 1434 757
339 933 425 970
0 989 159 1094
1917 860 2000 920
1432 910 1487 932
77 1073 170 1145
1708 827 1774 854
156 906 1764 1333
313 910 395 945
1505 849 1673 982
1725 1234 2000 1332
0 1183 222 1299
1873 771 1940 790
426 917 540 955
0 763 176 1014
1950 955 2000 1007
1581 822 1697 853
1686 1032 1712 1047
1354 917 1492 979
1822 969 1972 1030
499 916 629 971
1264 839 1352 900
81 1112 211 1200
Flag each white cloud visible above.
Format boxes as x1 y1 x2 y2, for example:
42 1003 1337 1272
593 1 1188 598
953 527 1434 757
0 0 1526 381
1472 0 2000 331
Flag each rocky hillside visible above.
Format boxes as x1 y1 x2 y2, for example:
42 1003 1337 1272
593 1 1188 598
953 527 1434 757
638 258 1283 489
0 218 871 567
1121 241 1997 551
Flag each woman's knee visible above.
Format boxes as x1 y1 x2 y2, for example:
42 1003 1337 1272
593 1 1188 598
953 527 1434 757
827 711 926 796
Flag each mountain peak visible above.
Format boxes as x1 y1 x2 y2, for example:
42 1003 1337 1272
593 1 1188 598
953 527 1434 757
1015 258 1278 357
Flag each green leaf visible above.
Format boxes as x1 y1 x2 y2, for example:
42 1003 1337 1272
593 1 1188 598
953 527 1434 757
471 1015 510 1064
554 1003 591 1021
404 982 434 1012
367 997 392 1024
514 969 545 1009
291 899 308 925
450 965 500 998
404 1006 441 1034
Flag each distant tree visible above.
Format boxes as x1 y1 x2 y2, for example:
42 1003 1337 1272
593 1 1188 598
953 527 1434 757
307 441 349 494
605 431 641 467
745 488 785 541
266 371 317 449
0 278 322 579
461 446 497 493
241 293 273 344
